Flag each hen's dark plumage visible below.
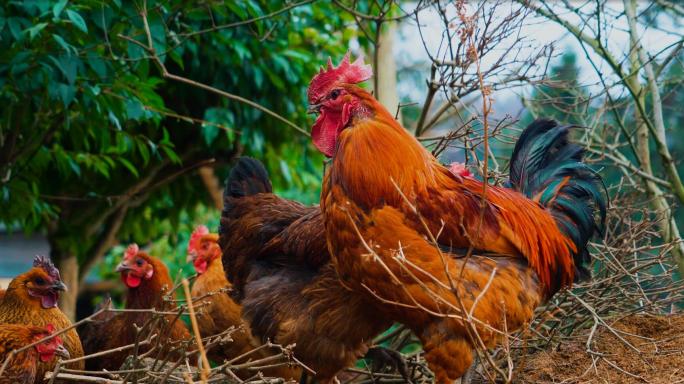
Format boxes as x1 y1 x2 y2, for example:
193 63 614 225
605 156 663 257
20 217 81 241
219 157 392 383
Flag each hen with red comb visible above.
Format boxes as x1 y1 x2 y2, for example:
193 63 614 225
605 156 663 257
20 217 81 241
0 323 70 383
0 256 84 381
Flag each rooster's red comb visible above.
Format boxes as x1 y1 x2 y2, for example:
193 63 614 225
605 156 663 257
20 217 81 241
124 243 139 260
307 52 372 103
188 225 210 253
45 324 55 333
33 255 61 281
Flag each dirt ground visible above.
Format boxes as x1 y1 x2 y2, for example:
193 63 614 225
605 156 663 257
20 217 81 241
517 313 684 383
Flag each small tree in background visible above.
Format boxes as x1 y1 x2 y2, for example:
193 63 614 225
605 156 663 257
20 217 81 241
0 0 355 319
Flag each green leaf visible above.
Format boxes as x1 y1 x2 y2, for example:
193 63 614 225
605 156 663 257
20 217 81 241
49 55 78 85
168 49 184 71
53 0 68 18
108 111 122 130
67 158 81 177
92 159 111 178
279 159 293 184
8 17 24 41
53 34 74 54
66 9 87 33
202 124 219 145
118 158 139 178
161 145 181 164
226 2 248 19
87 57 107 78
125 98 145 120
27 22 48 40
57 83 75 106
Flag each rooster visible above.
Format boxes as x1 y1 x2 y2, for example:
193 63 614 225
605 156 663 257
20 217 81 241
308 54 606 382
187 226 300 379
0 323 70 384
0 256 84 382
220 157 410 383
79 244 191 371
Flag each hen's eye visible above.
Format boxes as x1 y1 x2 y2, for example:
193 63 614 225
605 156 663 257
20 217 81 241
330 89 340 100
35 277 45 285
136 259 144 267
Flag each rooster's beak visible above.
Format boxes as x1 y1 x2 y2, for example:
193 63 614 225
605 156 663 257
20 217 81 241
55 344 70 359
307 103 321 115
51 281 68 292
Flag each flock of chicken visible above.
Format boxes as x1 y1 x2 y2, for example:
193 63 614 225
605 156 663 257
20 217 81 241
0 54 606 383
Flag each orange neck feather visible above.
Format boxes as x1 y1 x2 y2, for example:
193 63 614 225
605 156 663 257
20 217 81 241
327 86 438 210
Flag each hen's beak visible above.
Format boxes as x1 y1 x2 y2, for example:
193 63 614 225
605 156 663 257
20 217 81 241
55 344 70 359
186 250 198 263
116 261 132 273
307 103 321 115
51 281 68 292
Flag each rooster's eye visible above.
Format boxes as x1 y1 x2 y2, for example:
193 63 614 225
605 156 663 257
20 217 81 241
136 259 144 267
330 89 340 100
35 277 45 285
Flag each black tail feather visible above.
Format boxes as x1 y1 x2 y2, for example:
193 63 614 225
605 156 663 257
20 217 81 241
509 119 607 280
225 157 272 199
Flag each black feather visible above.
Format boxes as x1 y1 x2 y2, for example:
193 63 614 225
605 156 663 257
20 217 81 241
509 119 607 281
225 157 272 198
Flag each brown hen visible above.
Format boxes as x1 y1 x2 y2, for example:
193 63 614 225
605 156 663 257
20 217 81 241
187 226 300 379
219 157 398 383
78 244 190 371
0 256 84 382
0 323 69 384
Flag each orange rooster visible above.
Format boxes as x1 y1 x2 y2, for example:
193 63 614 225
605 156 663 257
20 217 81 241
308 54 606 382
187 225 300 379
0 256 84 382
0 323 69 384
220 157 410 383
79 244 190 371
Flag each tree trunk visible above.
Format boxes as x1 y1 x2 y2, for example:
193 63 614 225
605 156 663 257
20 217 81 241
624 0 684 276
374 21 401 121
198 166 223 210
52 250 79 322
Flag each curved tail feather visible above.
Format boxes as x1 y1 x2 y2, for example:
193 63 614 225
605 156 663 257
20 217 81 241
224 157 272 198
509 119 607 280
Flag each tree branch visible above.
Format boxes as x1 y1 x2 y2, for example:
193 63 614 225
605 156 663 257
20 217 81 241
522 0 684 204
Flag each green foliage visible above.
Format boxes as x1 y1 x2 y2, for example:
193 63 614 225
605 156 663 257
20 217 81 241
0 0 357 280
